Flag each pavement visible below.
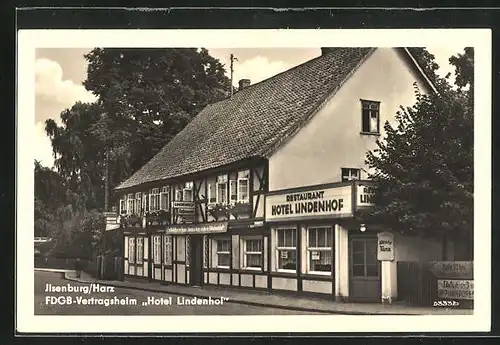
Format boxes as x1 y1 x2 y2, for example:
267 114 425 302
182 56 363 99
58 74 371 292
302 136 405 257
34 268 474 315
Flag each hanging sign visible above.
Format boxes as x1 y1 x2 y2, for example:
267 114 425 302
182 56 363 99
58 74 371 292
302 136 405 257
357 183 375 208
377 232 395 261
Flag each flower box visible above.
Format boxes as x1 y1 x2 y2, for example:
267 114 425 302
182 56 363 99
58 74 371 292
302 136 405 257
229 202 252 217
146 210 171 226
120 214 142 228
208 203 230 220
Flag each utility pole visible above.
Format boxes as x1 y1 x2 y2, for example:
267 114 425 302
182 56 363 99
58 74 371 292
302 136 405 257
230 53 238 98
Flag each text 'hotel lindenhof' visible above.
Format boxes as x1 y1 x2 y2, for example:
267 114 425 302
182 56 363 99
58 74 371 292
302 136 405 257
105 47 453 304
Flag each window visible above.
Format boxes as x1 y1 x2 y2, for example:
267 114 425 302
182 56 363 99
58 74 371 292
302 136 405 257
136 237 143 264
149 188 160 211
161 187 169 210
307 227 333 274
242 237 262 270
361 100 380 134
216 238 231 268
216 175 228 204
163 235 172 266
135 193 142 214
128 238 135 264
185 235 191 267
208 183 216 204
120 198 127 215
276 228 297 271
175 187 183 201
153 236 161 265
341 168 361 182
142 192 147 212
237 170 250 203
183 182 193 202
229 179 237 204
127 194 135 214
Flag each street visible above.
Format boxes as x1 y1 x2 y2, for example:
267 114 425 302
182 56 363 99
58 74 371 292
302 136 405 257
34 271 319 315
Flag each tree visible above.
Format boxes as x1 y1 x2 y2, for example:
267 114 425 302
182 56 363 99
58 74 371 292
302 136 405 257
364 48 474 260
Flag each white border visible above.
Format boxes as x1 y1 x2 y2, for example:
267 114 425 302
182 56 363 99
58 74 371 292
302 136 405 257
17 29 491 333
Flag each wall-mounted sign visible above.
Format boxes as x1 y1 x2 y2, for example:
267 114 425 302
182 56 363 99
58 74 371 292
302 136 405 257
377 232 395 261
167 221 228 235
265 185 353 222
172 201 195 209
311 251 320 260
357 183 375 208
429 261 473 280
280 251 288 259
437 279 474 300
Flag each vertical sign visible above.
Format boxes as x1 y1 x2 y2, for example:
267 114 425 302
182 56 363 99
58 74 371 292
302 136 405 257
377 232 395 261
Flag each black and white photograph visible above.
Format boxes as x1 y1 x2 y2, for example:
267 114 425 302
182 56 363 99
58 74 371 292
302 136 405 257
17 28 490 333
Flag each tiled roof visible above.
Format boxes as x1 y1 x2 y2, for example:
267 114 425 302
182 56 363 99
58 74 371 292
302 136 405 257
116 48 376 190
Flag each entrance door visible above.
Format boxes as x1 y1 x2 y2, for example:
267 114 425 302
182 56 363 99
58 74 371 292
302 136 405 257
349 236 381 302
189 235 204 286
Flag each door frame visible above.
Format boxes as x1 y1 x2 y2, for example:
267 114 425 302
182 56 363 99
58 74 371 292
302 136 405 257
189 234 204 286
348 233 381 302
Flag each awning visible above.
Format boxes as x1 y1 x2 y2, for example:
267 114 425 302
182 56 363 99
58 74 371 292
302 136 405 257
166 221 228 235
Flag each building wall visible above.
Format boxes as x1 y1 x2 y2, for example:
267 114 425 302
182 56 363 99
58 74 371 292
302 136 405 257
268 48 430 191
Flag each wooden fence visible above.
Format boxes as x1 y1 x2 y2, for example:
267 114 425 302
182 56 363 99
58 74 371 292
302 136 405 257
397 261 438 306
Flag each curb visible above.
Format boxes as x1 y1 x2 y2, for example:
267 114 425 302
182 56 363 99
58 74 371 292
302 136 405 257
63 273 410 315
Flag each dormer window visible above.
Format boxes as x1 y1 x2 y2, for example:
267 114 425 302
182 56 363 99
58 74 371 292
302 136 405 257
341 168 360 182
361 100 380 135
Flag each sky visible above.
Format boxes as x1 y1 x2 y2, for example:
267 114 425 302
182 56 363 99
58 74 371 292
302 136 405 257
34 46 467 169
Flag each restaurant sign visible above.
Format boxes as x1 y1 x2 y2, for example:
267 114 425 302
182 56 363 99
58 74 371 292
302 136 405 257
166 221 228 235
357 183 375 208
429 261 473 279
265 185 353 222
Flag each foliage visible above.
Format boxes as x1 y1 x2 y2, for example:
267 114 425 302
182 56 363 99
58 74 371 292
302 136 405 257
364 48 474 256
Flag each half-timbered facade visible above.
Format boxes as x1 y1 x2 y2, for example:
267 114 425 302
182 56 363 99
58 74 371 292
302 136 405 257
109 47 451 303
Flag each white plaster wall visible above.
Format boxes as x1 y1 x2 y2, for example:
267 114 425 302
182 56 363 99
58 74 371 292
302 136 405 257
232 273 239 286
303 280 332 294
136 266 142 276
209 272 218 284
240 274 253 287
124 236 129 258
176 236 185 261
154 268 161 279
255 275 267 288
204 272 208 283
124 261 129 273
177 264 186 284
143 237 149 261
268 48 429 191
232 235 239 269
272 277 297 291
219 273 231 285
165 269 173 282
143 262 148 276
335 224 349 298
129 265 135 275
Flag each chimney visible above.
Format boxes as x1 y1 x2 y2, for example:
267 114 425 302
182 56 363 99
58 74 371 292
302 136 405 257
321 47 335 56
238 79 251 91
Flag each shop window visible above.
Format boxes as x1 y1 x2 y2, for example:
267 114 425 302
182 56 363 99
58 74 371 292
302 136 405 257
361 100 380 134
135 193 142 214
149 188 160 211
185 235 191 267
216 238 231 268
127 193 135 214
237 170 250 203
307 227 333 274
242 237 262 270
276 228 297 271
216 175 228 204
153 235 161 265
161 187 170 210
341 168 360 182
163 235 172 266
183 182 193 202
136 237 144 264
128 238 135 264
